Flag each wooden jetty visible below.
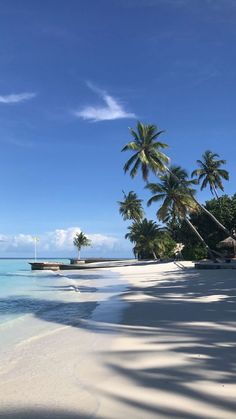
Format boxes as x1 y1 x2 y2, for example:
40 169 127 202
29 258 133 271
29 261 62 271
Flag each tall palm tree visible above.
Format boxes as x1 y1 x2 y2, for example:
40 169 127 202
192 150 229 199
125 218 164 259
122 121 233 238
146 166 212 256
122 121 169 181
73 232 91 259
118 191 144 222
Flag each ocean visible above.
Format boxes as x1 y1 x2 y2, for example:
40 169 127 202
0 259 127 355
0 259 70 326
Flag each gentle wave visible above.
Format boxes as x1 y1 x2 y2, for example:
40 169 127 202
0 260 126 355
0 312 32 330
1 270 63 278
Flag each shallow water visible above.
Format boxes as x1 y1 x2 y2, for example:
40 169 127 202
0 259 70 325
0 259 127 356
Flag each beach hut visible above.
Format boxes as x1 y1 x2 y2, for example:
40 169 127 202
217 236 236 259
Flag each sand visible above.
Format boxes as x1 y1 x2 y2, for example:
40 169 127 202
0 261 235 418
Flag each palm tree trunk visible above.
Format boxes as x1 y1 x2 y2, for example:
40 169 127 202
152 250 157 260
213 185 219 199
165 167 233 238
184 217 215 261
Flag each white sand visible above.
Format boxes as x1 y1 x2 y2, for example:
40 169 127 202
0 261 236 418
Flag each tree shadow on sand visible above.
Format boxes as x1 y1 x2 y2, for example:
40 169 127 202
93 267 236 418
0 408 101 419
1 266 236 417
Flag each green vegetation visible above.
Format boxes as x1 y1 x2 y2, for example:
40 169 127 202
146 166 211 256
73 232 91 259
146 166 197 222
122 121 231 239
122 121 169 181
119 121 233 261
118 191 144 222
125 218 175 260
170 195 236 260
192 150 229 198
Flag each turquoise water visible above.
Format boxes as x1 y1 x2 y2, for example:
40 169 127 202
0 259 70 325
0 259 126 333
0 258 127 382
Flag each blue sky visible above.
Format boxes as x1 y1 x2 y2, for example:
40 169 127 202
0 0 235 257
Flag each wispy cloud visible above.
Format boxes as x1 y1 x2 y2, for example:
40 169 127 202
0 92 36 104
73 82 136 122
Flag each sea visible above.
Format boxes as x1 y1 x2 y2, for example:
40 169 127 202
0 259 70 326
0 258 127 356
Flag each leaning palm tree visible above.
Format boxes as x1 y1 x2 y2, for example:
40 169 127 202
118 191 144 222
122 121 233 238
125 218 164 259
146 166 212 257
192 150 229 199
73 232 91 260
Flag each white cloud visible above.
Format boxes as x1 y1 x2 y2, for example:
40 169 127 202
0 92 36 104
0 227 121 255
73 82 136 122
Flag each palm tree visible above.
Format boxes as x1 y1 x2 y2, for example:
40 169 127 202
122 121 233 238
122 121 169 181
73 232 91 260
192 150 229 199
146 166 212 256
125 218 164 259
118 191 144 222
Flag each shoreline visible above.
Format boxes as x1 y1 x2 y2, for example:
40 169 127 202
0 266 129 418
0 262 236 418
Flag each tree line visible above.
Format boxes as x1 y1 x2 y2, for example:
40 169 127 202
118 121 233 260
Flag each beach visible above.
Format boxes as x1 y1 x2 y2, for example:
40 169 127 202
0 261 236 418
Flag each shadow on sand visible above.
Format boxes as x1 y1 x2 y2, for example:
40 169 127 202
1 265 236 417
0 408 101 419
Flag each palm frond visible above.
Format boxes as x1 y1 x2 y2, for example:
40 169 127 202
129 127 140 143
146 182 164 194
137 121 145 141
157 198 172 222
141 162 149 181
123 152 139 173
121 142 139 152
130 158 141 178
217 169 229 180
147 193 166 207
191 168 203 177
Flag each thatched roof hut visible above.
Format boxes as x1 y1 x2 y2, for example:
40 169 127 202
217 236 236 258
217 237 236 248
